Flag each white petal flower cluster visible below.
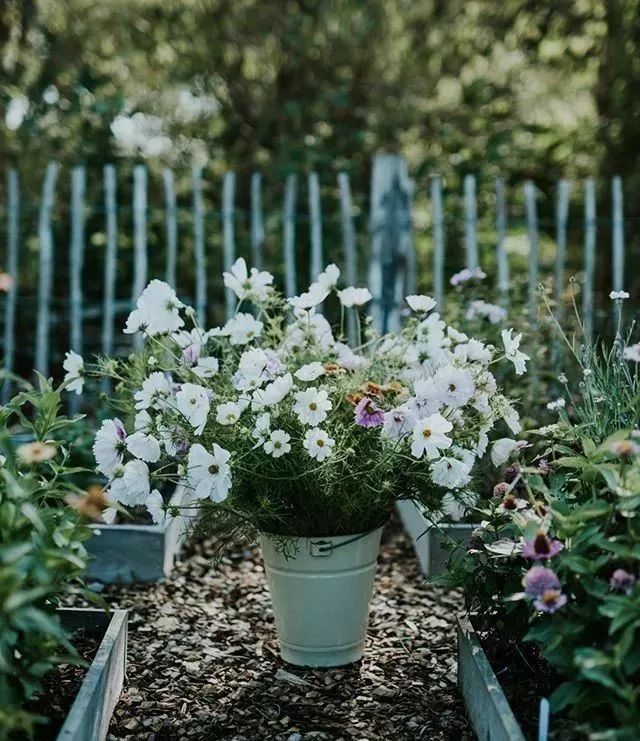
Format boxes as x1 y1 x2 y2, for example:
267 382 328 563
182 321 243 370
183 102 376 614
89 261 527 532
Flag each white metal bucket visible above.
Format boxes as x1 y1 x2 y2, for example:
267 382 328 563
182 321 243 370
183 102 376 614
260 526 383 667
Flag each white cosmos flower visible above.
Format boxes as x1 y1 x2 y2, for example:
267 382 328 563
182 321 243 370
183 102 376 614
610 290 630 300
102 506 118 525
430 456 473 489
125 431 161 463
187 443 232 502
491 438 519 466
216 399 248 425
546 397 566 412
623 343 640 363
93 418 127 476
109 460 150 506
134 409 152 433
251 373 293 410
134 372 172 411
192 356 219 378
498 399 521 435
334 342 367 370
264 429 291 457
408 379 442 418
124 280 184 336
176 383 210 435
501 329 529 376
295 362 325 382
433 366 475 408
410 413 453 459
146 489 171 526
441 491 478 521
63 351 84 394
317 264 340 291
454 338 492 365
382 408 416 439
223 313 263 345
223 257 273 302
252 413 271 445
406 295 437 313
287 283 330 311
337 286 372 308
293 387 332 426
303 428 335 461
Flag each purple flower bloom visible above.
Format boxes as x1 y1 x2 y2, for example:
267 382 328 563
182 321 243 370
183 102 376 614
610 569 636 595
354 397 385 428
522 532 564 560
523 566 560 598
492 482 510 498
182 344 200 367
534 589 568 613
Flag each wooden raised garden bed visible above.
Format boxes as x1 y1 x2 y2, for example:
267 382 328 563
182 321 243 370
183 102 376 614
55 608 128 741
396 499 474 576
85 485 196 583
457 616 551 741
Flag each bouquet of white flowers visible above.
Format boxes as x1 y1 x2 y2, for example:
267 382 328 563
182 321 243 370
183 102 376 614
67 259 527 541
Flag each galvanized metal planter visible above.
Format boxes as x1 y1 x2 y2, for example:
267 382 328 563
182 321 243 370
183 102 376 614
457 616 550 741
396 499 474 576
56 607 128 741
84 485 195 583
260 527 383 667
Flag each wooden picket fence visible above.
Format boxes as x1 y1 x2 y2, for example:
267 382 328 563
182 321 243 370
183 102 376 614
0 154 632 405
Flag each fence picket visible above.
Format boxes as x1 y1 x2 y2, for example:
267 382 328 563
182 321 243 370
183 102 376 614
524 181 538 329
404 180 417 297
495 177 509 305
35 162 59 376
553 179 571 326
192 166 207 325
283 174 298 297
463 174 478 270
102 165 118 372
222 171 236 319
369 155 411 332
68 165 86 413
132 165 147 350
163 168 178 287
431 176 445 308
308 172 323 284
251 172 264 270
338 172 357 344
583 178 596 341
611 176 624 293
2 170 19 402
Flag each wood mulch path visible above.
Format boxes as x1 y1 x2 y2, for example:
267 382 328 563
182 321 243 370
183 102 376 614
98 520 473 740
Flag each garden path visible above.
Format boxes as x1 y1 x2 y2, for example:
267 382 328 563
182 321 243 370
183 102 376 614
101 520 473 740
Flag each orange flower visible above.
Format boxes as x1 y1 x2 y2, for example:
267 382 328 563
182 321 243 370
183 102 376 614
345 392 365 406
66 484 110 522
360 381 385 398
383 380 406 397
323 362 346 376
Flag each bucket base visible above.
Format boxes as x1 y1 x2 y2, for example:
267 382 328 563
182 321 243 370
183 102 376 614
281 639 364 667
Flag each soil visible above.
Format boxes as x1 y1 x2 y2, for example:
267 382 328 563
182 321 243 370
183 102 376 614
75 518 474 740
26 630 101 740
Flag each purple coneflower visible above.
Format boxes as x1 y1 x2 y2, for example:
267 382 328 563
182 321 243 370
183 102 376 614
522 531 564 560
534 588 568 613
523 566 560 598
610 568 636 595
354 397 385 428
504 464 519 483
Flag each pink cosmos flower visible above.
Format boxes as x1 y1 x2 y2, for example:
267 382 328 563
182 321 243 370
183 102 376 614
354 397 385 428
522 532 564 560
523 566 560 598
534 589 568 614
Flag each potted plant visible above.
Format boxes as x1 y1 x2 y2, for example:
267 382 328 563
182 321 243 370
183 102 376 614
76 260 526 667
0 382 126 740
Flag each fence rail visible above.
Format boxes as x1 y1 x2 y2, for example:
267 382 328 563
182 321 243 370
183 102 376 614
0 154 635 399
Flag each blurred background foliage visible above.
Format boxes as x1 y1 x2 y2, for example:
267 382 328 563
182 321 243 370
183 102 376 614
0 0 639 375
2 0 638 188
